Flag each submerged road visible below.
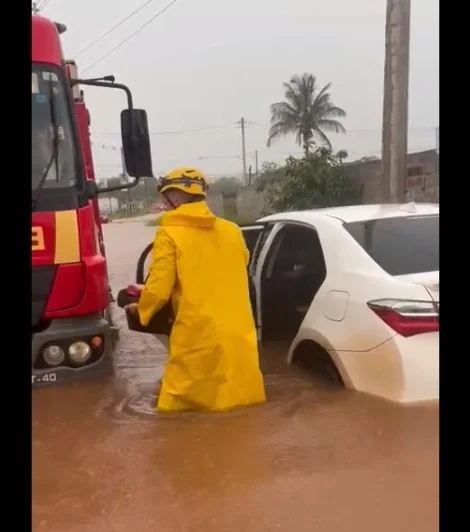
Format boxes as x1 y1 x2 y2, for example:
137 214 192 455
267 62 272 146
32 217 439 532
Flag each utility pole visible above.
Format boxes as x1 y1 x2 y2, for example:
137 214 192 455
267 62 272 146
239 117 247 186
120 146 127 177
144 177 150 211
121 146 131 212
381 0 411 203
255 150 259 178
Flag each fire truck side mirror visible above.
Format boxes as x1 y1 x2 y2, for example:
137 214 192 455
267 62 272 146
121 109 153 179
86 181 98 199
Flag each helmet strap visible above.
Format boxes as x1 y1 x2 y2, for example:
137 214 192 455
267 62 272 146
162 192 178 210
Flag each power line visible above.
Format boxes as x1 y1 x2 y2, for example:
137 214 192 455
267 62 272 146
92 145 436 160
90 123 437 137
93 142 249 159
247 120 437 132
93 143 435 160
74 0 159 59
39 0 52 10
32 0 50 12
91 125 231 137
82 0 179 74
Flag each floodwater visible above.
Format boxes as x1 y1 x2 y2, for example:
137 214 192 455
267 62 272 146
32 216 439 532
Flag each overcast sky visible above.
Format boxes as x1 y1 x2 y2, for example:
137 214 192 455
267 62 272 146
42 0 439 180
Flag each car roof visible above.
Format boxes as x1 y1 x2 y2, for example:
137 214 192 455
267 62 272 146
259 203 439 225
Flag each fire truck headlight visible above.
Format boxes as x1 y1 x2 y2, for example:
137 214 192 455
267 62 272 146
68 341 92 364
43 345 65 366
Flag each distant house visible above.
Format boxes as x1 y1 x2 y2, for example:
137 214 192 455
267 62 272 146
98 196 119 214
345 150 439 203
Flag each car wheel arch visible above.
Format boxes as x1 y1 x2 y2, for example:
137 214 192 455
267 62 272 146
289 338 347 387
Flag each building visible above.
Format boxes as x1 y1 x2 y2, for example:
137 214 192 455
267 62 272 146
98 196 119 214
346 150 439 203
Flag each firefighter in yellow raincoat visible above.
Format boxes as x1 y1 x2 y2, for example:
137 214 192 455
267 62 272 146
128 167 266 413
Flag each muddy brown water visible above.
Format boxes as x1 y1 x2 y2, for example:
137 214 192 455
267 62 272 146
32 217 439 532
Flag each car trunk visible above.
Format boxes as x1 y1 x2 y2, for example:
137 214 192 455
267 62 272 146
394 271 439 303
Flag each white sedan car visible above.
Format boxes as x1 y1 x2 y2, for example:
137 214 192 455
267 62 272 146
242 203 439 404
129 203 439 404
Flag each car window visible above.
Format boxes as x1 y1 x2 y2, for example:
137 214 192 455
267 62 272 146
344 215 439 276
241 227 263 256
264 225 326 280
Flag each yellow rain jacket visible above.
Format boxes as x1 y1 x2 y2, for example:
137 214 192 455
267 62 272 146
137 201 266 413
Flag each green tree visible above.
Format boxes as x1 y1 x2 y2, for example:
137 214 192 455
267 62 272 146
358 156 380 162
209 176 241 195
208 177 241 219
259 149 360 212
267 73 346 155
254 162 286 191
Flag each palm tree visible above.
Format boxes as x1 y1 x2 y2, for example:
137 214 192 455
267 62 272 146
267 73 346 155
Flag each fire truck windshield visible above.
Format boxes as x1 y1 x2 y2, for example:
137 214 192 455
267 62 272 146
32 65 76 190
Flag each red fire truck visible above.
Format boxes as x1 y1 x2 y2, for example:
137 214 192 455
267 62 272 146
32 14 153 386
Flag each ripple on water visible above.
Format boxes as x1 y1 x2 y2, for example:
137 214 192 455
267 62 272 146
98 362 343 425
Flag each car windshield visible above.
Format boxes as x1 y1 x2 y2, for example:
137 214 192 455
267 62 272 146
32 65 76 189
344 214 439 276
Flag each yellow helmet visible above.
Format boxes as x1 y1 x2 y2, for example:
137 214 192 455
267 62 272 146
157 167 209 197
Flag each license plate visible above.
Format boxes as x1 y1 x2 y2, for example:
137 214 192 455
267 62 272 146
32 373 57 385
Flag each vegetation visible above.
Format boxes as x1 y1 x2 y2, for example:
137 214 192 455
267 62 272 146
100 176 157 212
357 156 380 162
145 212 257 227
144 148 360 223
208 176 241 195
102 73 354 222
221 213 258 225
256 148 360 212
267 73 346 155
255 162 287 192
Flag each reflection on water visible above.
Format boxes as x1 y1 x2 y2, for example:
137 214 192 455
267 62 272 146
32 220 439 532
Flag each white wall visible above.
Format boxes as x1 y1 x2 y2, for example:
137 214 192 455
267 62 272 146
98 197 119 214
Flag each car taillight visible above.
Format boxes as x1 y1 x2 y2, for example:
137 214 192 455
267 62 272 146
367 299 439 338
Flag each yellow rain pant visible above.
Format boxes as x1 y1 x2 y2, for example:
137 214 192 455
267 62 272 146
137 201 266 413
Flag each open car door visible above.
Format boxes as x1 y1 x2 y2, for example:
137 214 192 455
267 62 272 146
117 223 268 336
239 224 265 258
116 240 174 335
240 224 270 337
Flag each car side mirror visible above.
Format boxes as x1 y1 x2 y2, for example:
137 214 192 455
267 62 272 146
121 109 153 179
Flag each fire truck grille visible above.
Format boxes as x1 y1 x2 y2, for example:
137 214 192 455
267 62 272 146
32 266 57 327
